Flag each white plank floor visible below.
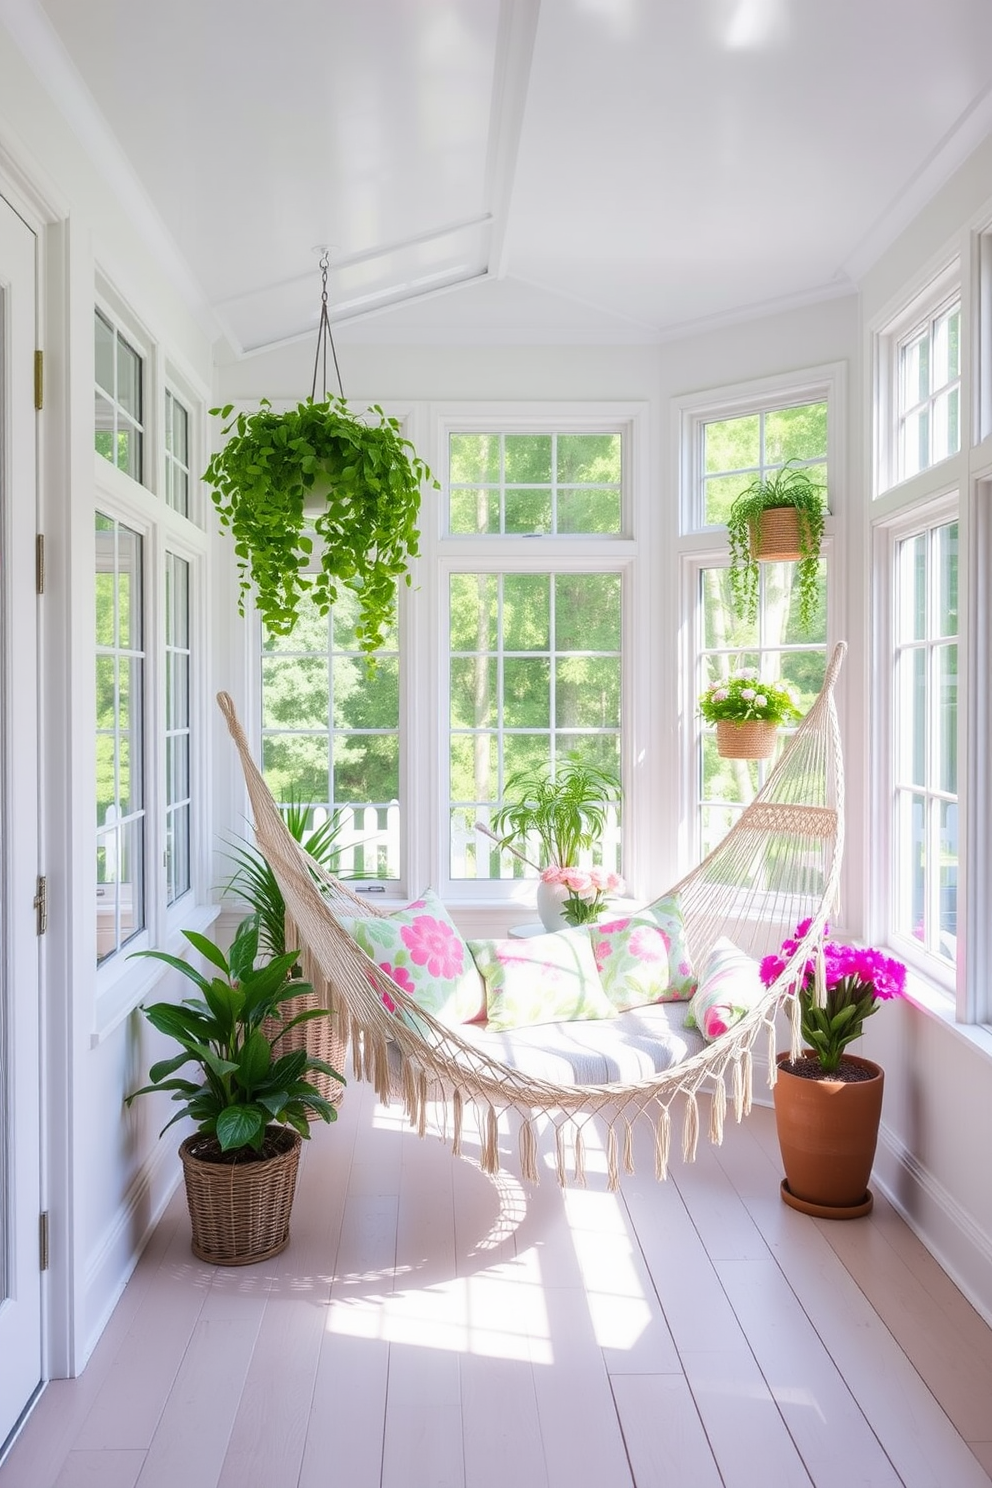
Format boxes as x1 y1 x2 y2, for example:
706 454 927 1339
4 1080 992 1488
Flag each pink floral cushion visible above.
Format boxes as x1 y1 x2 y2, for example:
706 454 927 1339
467 928 617 1032
686 937 764 1041
343 890 486 1026
591 896 696 1011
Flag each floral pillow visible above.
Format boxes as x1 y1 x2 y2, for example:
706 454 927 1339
467 928 617 1033
590 895 696 1011
686 937 764 1041
342 889 486 1026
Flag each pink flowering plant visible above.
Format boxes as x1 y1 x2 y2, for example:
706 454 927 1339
540 864 625 927
760 918 907 1073
698 667 802 727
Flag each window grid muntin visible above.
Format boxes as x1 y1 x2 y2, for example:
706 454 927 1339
448 569 622 881
94 308 144 484
96 512 146 963
260 600 401 881
892 518 959 968
447 431 623 536
700 399 828 530
164 552 191 905
896 298 961 482
164 389 191 517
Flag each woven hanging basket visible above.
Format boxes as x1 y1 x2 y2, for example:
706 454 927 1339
748 505 803 562
716 718 779 760
264 983 346 1111
179 1127 302 1266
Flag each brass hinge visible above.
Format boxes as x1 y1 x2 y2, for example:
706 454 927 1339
34 350 43 411
34 875 48 936
36 534 45 595
39 1212 49 1272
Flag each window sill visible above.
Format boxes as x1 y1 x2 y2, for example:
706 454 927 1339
902 967 992 1062
91 902 221 1047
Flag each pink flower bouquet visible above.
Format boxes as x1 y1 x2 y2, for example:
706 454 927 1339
540 864 625 927
760 918 906 1072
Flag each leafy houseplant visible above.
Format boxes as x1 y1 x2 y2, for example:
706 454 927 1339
204 396 438 651
490 755 623 869
725 459 826 633
125 915 343 1152
125 916 345 1263
762 918 907 1218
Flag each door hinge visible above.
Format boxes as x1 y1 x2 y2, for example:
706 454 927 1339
36 534 45 594
34 349 43 411
34 875 48 936
39 1212 50 1272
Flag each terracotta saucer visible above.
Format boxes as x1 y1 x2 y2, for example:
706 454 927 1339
780 1179 874 1220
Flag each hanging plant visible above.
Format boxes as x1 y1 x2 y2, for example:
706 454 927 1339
204 395 437 650
725 460 827 634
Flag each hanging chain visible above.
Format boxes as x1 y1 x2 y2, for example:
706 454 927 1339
309 250 345 402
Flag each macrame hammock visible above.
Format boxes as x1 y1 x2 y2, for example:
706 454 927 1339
216 641 846 1190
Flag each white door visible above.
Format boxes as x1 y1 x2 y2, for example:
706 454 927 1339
0 194 42 1447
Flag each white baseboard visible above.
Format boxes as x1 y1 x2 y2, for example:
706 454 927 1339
80 1138 182 1370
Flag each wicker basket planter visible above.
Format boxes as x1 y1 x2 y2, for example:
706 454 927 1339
179 1127 302 1266
715 718 779 760
265 983 346 1111
748 505 803 562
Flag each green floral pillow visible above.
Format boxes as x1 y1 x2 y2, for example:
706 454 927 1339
342 889 486 1026
591 896 696 1011
468 928 617 1033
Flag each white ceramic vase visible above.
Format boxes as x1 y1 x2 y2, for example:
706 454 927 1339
535 876 571 931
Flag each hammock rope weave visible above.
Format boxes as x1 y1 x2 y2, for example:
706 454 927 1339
216 641 846 1189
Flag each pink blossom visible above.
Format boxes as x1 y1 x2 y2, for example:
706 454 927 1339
627 925 669 962
368 961 415 1013
740 687 756 701
712 686 729 702
592 937 613 971
540 865 568 885
599 917 631 934
401 914 464 979
561 868 594 897
754 694 767 708
703 1010 729 1038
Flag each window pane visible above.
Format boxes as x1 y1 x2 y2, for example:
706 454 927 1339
704 414 759 475
450 433 500 483
554 573 621 652
448 431 621 536
557 433 621 484
94 310 145 484
896 301 960 482
502 574 549 651
764 402 828 464
504 434 551 483
165 552 191 903
936 643 957 796
94 310 114 394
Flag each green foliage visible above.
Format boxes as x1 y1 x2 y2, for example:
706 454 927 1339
491 755 622 867
725 461 827 634
698 667 802 727
221 798 360 960
203 397 438 651
125 916 344 1154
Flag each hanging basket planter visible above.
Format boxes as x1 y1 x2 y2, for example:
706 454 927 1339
715 718 779 759
748 505 804 562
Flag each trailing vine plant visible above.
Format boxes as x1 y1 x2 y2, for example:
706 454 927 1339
725 459 827 634
204 395 437 651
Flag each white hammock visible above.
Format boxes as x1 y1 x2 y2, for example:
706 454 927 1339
216 641 845 1188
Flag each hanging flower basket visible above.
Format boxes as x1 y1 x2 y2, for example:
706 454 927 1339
715 718 779 759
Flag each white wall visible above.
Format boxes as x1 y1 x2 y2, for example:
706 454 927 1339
0 21 216 1372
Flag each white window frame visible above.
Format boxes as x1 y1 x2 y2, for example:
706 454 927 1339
873 260 961 498
430 403 650 907
92 287 213 1042
872 492 960 1002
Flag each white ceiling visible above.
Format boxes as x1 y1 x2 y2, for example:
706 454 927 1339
17 0 992 354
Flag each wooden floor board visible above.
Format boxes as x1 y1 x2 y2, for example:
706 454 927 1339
4 1095 992 1488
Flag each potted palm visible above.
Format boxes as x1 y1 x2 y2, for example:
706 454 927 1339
125 914 344 1264
489 755 624 929
203 396 437 650
726 459 827 633
699 666 802 759
760 918 906 1218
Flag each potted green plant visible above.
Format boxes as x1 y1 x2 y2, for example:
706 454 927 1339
725 459 826 633
203 396 438 649
760 918 906 1218
489 756 623 929
221 799 361 1106
698 666 802 760
125 914 344 1264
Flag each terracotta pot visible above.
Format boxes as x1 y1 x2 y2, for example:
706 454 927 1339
749 505 804 561
773 1052 884 1218
715 718 778 760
